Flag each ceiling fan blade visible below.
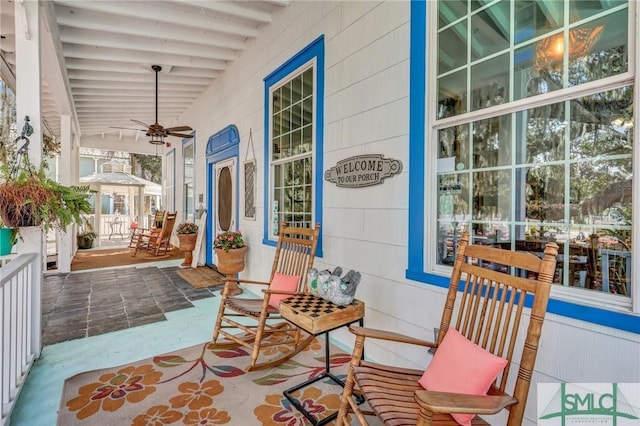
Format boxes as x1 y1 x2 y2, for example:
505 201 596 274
109 126 146 132
166 132 194 138
164 125 193 132
131 119 151 128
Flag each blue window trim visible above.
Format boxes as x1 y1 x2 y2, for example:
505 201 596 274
406 1 640 334
262 35 324 256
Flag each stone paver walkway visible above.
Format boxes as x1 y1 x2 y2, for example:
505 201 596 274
41 266 217 346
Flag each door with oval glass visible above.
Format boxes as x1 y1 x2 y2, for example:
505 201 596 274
213 157 236 235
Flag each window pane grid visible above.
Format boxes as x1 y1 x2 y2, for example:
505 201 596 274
436 1 630 120
270 65 315 233
273 156 313 230
435 73 633 299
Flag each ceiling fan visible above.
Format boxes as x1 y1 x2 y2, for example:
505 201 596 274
112 65 193 145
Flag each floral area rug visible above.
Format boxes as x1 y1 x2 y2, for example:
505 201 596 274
57 338 353 425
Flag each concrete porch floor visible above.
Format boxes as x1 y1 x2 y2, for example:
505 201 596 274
41 265 218 346
11 297 220 426
11 283 220 425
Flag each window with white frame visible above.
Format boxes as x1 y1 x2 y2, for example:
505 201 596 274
183 140 194 222
165 150 175 214
432 1 634 305
270 66 314 231
264 36 324 242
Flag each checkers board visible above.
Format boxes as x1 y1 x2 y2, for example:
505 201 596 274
279 293 364 335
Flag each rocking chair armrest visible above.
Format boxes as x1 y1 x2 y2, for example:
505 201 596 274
414 390 518 415
261 289 298 296
224 278 270 286
348 326 437 348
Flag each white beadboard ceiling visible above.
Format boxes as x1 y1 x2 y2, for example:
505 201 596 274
0 0 288 146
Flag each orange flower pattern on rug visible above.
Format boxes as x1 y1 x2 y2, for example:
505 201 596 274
65 365 163 420
169 380 224 410
131 405 182 425
183 407 231 425
59 338 350 425
259 333 323 359
254 387 341 425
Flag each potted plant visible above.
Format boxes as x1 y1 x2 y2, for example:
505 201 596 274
0 159 93 233
0 219 18 256
76 224 98 250
176 221 199 266
214 230 247 295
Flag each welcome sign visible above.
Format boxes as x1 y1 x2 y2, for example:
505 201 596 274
324 154 402 188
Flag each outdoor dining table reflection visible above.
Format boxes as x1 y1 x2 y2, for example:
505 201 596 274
483 239 630 296
106 216 125 240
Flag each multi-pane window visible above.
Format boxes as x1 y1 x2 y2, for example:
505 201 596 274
165 150 175 215
270 66 314 232
434 1 633 300
183 140 194 222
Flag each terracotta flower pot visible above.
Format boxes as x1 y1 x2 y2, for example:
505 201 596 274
178 233 198 266
214 246 248 274
178 233 198 251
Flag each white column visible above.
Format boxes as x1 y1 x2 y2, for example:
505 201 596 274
138 186 145 227
56 115 73 273
14 0 42 355
95 185 102 247
15 1 42 166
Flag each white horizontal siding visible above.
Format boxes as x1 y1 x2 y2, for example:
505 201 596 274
173 2 639 425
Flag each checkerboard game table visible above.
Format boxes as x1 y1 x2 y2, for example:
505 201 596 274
279 293 365 425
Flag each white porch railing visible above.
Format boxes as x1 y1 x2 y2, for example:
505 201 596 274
0 253 41 426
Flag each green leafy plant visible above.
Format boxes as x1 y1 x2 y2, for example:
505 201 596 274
176 222 198 234
213 230 245 252
0 159 93 233
78 230 98 240
77 222 98 241
76 223 98 249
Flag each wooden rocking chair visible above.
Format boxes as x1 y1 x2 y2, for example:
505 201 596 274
133 212 177 256
212 222 321 371
129 210 165 248
336 232 558 426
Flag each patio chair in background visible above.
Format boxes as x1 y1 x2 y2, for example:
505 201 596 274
129 210 165 248
336 232 558 426
133 212 177 256
212 222 321 371
586 234 631 296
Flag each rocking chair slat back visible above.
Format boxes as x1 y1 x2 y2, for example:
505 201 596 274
270 223 320 292
438 234 558 420
337 232 558 425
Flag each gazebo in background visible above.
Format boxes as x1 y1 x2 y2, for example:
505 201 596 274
80 160 162 247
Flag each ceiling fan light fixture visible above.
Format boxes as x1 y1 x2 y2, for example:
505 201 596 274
149 134 165 145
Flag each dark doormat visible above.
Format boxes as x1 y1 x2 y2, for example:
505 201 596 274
177 266 226 289
41 266 217 346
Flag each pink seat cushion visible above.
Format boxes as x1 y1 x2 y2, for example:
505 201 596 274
418 328 508 426
268 272 300 309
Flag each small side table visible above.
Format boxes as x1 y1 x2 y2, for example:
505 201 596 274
279 294 364 425
107 219 124 240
